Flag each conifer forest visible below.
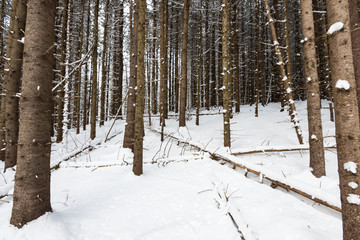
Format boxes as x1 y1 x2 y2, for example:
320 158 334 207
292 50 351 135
1 0 360 239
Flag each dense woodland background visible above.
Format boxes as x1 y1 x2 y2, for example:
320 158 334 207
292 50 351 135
0 0 360 239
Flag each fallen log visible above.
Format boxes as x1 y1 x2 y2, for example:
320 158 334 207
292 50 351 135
231 146 337 156
149 128 342 213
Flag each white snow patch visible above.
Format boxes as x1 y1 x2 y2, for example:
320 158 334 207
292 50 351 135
286 88 292 94
344 162 357 174
347 194 360 205
335 79 350 90
311 135 318 140
327 22 344 35
348 182 358 189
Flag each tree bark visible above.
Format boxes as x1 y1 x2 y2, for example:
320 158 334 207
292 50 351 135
10 0 55 226
263 0 304 145
133 0 146 176
100 0 110 126
222 0 231 147
75 0 85 134
123 0 138 150
179 0 191 127
83 1 91 131
90 0 100 140
4 0 27 169
349 0 360 121
0 0 18 162
326 0 360 238
159 0 168 132
56 0 69 143
300 0 326 177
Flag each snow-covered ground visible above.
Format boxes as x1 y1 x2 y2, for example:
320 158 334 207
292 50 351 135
0 101 342 239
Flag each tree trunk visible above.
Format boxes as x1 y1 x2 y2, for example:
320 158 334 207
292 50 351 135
83 0 91 131
326 0 360 238
90 0 99 140
4 0 27 169
263 0 304 145
56 0 69 143
300 0 326 177
75 0 85 134
133 0 146 176
179 0 191 127
100 0 110 126
159 0 168 132
151 0 157 115
0 0 18 162
222 0 231 147
10 0 55 226
349 0 360 120
123 0 138 150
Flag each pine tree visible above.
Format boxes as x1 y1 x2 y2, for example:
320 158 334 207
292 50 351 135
326 0 360 237
10 0 56 227
179 0 191 127
133 0 146 176
300 0 325 177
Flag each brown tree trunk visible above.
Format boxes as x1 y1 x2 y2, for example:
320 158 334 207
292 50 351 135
56 0 69 143
90 0 99 140
100 0 110 126
326 0 360 238
10 0 55 226
83 0 91 131
75 0 85 134
0 0 18 162
222 0 231 147
151 0 157 115
159 0 168 132
263 0 304 145
196 7 202 126
300 0 326 177
4 0 27 169
349 0 360 120
123 0 138 150
179 0 191 127
133 0 146 176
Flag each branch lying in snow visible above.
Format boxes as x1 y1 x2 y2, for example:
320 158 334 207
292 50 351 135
149 128 342 213
231 146 337 156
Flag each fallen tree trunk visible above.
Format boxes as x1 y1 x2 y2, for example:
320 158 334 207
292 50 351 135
149 128 341 213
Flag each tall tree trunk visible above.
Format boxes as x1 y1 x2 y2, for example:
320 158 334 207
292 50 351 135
0 0 18 162
56 0 69 143
159 0 168 133
222 0 231 147
10 0 55 226
263 0 304 145
123 0 138 150
349 0 360 120
326 0 360 238
75 0 85 134
300 0 326 177
83 1 91 131
90 0 100 140
151 0 157 115
179 0 191 127
4 0 27 169
100 0 110 126
196 6 202 126
133 0 146 176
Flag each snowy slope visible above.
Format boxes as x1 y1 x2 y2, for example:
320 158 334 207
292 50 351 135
0 101 342 239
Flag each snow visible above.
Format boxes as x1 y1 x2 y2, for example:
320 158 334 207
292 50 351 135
335 79 350 90
347 194 360 205
0 101 343 239
344 162 357 174
348 182 358 189
327 22 344 35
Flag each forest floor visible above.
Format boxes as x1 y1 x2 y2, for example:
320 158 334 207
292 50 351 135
0 101 342 240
